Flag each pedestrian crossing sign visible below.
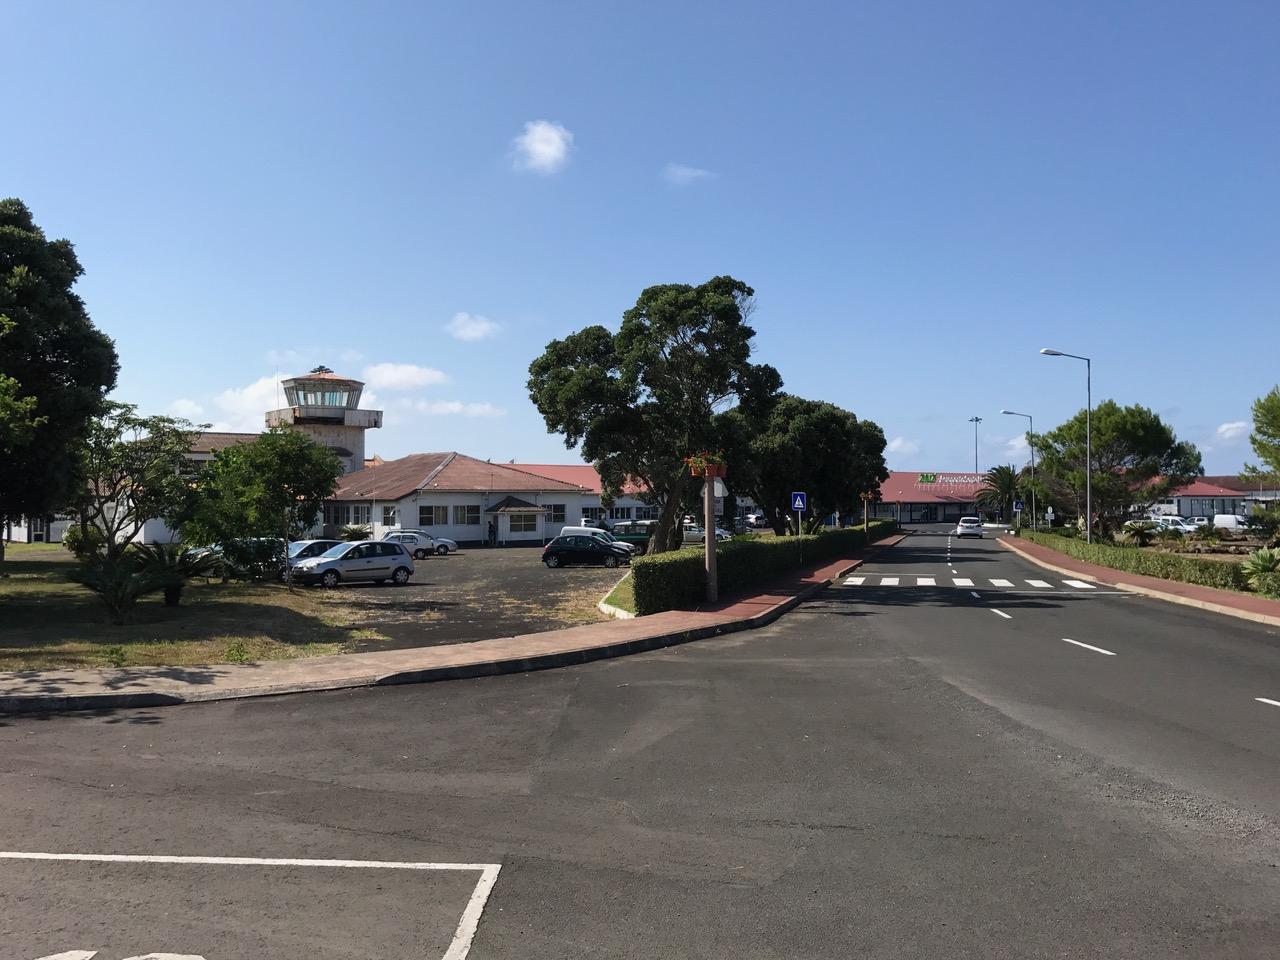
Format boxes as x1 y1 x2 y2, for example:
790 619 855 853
792 492 807 512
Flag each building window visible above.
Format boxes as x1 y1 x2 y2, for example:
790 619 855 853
608 506 633 521
582 506 602 521
635 505 659 521
510 513 538 533
419 505 448 526
382 506 397 527
545 504 566 524
453 505 481 525
351 504 371 525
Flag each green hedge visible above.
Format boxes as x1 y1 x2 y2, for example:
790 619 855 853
1021 531 1250 592
631 519 898 616
1257 572 1280 599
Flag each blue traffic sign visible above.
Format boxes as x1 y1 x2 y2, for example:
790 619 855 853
1013 499 1024 511
791 491 808 512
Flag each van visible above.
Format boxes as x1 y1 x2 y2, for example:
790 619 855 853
558 525 636 553
1212 514 1251 531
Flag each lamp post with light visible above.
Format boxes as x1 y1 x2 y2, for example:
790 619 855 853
1001 409 1036 532
968 416 982 474
1040 348 1092 543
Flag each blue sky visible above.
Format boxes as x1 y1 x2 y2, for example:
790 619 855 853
5 1 1277 474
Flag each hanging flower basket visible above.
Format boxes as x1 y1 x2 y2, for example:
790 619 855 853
684 450 727 478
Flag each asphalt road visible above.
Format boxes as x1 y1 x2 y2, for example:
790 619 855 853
2 525 1278 958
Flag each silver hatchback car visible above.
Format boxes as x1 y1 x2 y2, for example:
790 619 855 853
291 540 415 587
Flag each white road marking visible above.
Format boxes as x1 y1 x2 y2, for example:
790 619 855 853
844 576 865 585
1 852 502 960
1256 697 1280 708
1063 579 1096 589
953 577 973 587
989 578 1013 587
1061 638 1116 656
35 954 99 960
880 577 899 586
917 577 936 586
991 609 1012 619
969 591 981 599
1025 579 1053 588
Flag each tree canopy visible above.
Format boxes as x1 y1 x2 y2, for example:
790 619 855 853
181 428 344 547
0 199 118 541
976 464 1021 520
1246 386 1280 482
1030 400 1201 528
528 276 781 551
723 394 888 533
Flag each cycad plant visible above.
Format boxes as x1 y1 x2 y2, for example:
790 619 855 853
339 525 372 541
1241 547 1280 591
133 542 223 606
1119 520 1159 547
68 558 163 625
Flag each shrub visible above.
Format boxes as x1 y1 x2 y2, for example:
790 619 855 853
220 538 285 580
631 519 897 615
1023 532 1249 592
339 525 371 541
1241 548 1280 592
133 542 223 606
1119 520 1158 548
68 556 163 625
1255 571 1280 598
61 523 107 560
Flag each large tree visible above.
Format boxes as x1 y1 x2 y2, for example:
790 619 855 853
1030 400 1201 530
74 402 203 562
181 428 344 546
976 464 1020 521
723 395 888 534
1246 386 1280 482
528 276 781 552
0 199 118 570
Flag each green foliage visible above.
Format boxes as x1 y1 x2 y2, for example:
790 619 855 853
1023 531 1249 592
0 199 119 531
528 276 781 553
75 401 203 561
1241 548 1280 592
338 525 371 541
1119 520 1159 547
976 465 1020 520
61 523 107 560
721 394 888 534
1030 400 1202 529
220 539 286 580
631 519 898 615
67 556 163 625
181 428 343 546
1255 572 1280 598
133 542 223 605
1247 386 1280 478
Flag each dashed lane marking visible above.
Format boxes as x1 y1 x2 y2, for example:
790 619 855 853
991 609 1012 619
1256 698 1280 708
1061 638 1116 656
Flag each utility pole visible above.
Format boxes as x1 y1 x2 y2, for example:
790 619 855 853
968 416 982 474
704 475 718 603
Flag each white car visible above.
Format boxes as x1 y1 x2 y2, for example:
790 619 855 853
381 530 459 557
954 516 983 538
1156 517 1194 535
683 524 732 543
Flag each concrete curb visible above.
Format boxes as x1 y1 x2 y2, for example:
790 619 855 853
597 572 636 620
0 550 888 715
999 537 1280 629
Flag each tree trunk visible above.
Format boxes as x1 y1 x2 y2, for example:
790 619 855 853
0 521 7 578
163 583 183 607
651 486 684 554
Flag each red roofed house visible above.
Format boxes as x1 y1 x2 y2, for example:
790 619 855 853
870 471 986 524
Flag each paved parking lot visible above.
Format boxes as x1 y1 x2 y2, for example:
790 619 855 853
323 546 627 651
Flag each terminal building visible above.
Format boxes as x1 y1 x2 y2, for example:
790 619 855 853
869 472 985 524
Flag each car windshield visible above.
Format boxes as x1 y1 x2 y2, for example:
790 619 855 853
318 543 351 560
960 518 980 525
287 542 309 557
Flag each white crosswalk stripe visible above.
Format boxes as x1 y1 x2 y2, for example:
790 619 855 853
989 578 1013 587
917 577 936 586
1063 579 1096 589
844 576 865 585
953 577 973 587
880 576 900 586
1025 579 1053 588
839 576 1111 593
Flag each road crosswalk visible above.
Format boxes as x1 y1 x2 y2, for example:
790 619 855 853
844 575 1097 591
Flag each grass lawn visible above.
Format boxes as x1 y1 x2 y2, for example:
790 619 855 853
0 544 381 671
601 574 636 615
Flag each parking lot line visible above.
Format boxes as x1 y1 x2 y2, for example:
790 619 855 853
0 851 502 960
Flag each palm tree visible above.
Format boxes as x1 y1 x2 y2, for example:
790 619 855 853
976 464 1019 521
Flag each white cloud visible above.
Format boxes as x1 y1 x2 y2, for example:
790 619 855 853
887 436 920 455
361 362 449 391
1003 434 1030 457
1216 420 1249 442
446 312 500 341
212 374 291 432
168 398 205 420
662 163 715 186
403 398 506 418
512 120 573 174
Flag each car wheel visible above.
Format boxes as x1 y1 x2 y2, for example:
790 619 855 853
436 544 449 555
546 555 561 568
392 566 411 585
414 548 428 560
604 555 619 568
321 570 340 588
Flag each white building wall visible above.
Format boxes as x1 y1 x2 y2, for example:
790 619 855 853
331 490 594 545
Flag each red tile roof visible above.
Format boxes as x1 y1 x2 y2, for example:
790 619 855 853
1170 478 1250 497
876 471 986 504
190 432 259 454
512 463 646 496
333 453 588 502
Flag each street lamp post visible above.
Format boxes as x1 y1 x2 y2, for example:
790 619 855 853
1040 349 1092 543
968 416 982 474
1001 409 1036 532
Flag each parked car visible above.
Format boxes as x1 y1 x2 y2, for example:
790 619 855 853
682 524 731 543
283 539 342 578
1157 517 1195 535
609 521 655 554
954 516 983 538
1212 514 1252 531
380 529 459 555
292 540 415 587
559 525 637 554
542 534 631 568
1185 517 1210 529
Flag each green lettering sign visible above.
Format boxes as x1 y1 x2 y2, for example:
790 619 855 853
919 473 937 483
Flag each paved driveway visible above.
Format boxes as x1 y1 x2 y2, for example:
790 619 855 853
318 546 628 651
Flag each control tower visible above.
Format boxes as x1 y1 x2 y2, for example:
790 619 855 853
265 366 382 474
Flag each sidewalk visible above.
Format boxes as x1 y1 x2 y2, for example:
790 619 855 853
1002 535 1280 628
0 533 908 714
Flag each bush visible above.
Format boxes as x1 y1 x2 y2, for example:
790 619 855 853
1022 531 1249 592
133 542 223 606
1241 548 1280 592
1255 571 1280 598
61 523 107 560
631 519 898 616
67 556 163 625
